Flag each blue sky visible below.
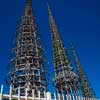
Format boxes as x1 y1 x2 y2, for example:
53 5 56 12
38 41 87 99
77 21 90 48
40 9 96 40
0 0 100 98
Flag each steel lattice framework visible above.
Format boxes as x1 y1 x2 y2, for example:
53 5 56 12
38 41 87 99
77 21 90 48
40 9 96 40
5 0 97 98
9 0 48 96
71 44 96 98
48 5 79 96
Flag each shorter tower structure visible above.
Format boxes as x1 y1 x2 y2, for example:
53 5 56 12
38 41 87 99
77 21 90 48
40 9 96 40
71 44 96 98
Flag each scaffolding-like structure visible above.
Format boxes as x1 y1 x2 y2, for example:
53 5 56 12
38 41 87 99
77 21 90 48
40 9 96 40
71 44 96 98
3 0 98 99
9 0 48 96
48 5 79 96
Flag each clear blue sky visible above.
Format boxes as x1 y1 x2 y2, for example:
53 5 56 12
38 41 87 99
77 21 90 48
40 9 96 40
0 0 100 98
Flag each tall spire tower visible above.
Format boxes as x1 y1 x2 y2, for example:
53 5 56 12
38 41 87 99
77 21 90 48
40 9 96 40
10 0 47 95
71 44 96 98
48 5 78 95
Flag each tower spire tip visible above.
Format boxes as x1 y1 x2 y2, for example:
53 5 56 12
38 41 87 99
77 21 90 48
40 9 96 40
24 0 33 16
